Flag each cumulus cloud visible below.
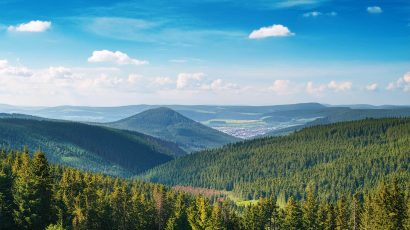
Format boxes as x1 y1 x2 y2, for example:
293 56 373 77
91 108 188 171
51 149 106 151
306 80 352 95
8 20 51 32
176 73 205 89
365 83 378 91
268 80 294 95
367 6 382 14
249 24 294 39
327 80 352 92
88 50 148 65
387 72 410 92
201 79 239 91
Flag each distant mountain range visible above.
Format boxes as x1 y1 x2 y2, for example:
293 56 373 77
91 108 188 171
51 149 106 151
1 103 410 139
0 117 185 176
103 107 240 152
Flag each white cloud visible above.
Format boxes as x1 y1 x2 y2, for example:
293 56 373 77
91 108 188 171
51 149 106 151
176 73 205 89
404 72 410 83
365 83 378 91
153 77 174 85
8 20 51 32
306 80 352 95
303 11 337 17
47 66 72 78
249 24 294 39
306 81 327 95
0 59 32 76
0 60 9 69
269 80 293 95
367 6 382 14
387 72 410 92
201 79 239 91
88 50 148 65
275 0 324 8
328 80 352 92
303 11 322 17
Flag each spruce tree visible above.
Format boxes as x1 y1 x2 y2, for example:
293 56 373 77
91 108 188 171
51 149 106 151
0 164 15 229
336 196 349 230
31 151 53 228
284 196 303 230
302 187 318 230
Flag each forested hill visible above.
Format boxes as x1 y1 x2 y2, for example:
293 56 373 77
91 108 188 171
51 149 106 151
142 118 410 201
105 107 240 152
0 118 186 176
265 107 410 136
1 150 409 230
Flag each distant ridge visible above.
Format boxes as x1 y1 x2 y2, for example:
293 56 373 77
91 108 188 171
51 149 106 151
0 117 186 176
105 107 240 152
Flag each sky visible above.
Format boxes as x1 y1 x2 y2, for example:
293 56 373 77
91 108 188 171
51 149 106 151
0 0 409 106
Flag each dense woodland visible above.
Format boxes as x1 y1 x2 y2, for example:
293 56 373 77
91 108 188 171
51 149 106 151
0 149 409 230
143 118 410 201
0 118 185 176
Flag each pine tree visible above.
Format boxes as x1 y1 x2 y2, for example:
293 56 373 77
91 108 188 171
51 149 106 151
0 164 15 229
336 196 349 230
154 186 170 230
109 182 132 230
360 196 374 230
349 193 361 230
388 177 406 229
165 193 189 230
324 203 336 230
187 196 211 230
302 187 318 230
12 152 40 229
373 181 391 229
284 196 303 230
317 202 328 230
209 202 226 230
31 151 53 228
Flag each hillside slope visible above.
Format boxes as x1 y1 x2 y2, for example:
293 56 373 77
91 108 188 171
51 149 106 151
0 118 185 176
264 107 410 136
105 107 240 152
141 118 410 201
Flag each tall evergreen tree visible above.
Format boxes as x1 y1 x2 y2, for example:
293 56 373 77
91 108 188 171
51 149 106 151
31 151 53 228
0 164 15 229
349 193 362 230
284 196 303 230
336 196 349 230
302 187 318 230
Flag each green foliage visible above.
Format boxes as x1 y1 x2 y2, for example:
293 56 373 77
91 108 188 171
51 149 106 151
0 148 409 229
143 118 410 201
0 118 184 176
106 107 239 152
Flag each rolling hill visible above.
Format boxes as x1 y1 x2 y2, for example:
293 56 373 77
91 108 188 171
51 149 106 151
105 107 240 152
0 117 186 176
141 118 410 201
264 107 410 136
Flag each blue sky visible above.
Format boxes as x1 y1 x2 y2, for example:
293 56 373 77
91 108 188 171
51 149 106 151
0 0 409 106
